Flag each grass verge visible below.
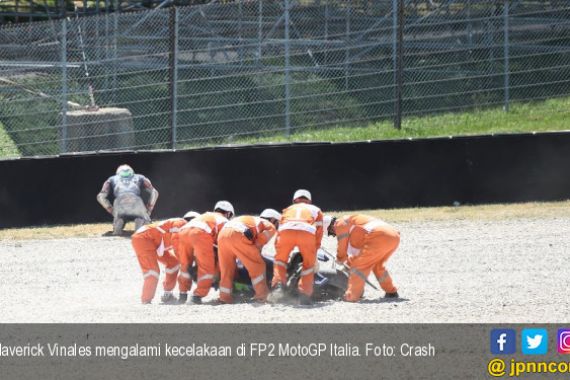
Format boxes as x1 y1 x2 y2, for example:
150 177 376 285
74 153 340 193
0 121 20 157
228 97 570 145
1 200 569 241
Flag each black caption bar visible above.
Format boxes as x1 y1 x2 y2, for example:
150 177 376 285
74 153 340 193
1 324 565 379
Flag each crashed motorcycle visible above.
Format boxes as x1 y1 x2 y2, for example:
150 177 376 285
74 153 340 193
222 250 349 302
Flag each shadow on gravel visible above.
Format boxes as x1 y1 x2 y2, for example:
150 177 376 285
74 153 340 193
359 297 410 304
291 302 330 310
271 296 334 309
101 230 135 238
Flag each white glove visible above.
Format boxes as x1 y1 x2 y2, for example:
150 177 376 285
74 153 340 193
336 260 347 273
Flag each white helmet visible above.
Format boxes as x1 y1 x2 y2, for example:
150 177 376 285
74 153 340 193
293 189 311 202
260 208 281 220
183 211 200 221
214 200 234 217
116 164 134 178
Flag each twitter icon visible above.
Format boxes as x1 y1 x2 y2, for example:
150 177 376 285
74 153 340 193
522 328 548 355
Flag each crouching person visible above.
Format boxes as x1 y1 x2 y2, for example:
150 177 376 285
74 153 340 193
270 189 323 306
131 217 189 304
97 164 159 235
328 215 400 302
217 209 280 304
177 201 234 304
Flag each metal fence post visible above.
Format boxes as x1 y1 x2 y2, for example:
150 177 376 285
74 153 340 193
344 0 351 91
392 0 397 91
503 0 510 112
284 0 291 137
324 0 329 65
61 18 68 153
58 0 65 17
239 0 244 66
169 6 179 149
104 7 110 104
112 10 118 104
467 0 473 47
257 0 262 65
394 0 404 130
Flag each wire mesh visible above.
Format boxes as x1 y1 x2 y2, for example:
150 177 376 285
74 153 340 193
0 0 569 157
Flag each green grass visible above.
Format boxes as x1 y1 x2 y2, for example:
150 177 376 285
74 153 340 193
228 97 570 145
3 200 570 240
0 121 20 158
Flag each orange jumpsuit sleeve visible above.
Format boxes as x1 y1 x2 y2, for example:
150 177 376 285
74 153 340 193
170 219 187 256
347 227 366 255
213 221 227 243
177 235 191 268
255 220 277 248
280 206 292 223
155 219 174 252
335 222 350 263
314 210 324 250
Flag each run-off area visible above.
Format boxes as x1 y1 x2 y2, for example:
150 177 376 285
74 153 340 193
0 213 568 323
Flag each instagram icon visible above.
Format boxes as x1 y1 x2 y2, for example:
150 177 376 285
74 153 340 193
558 329 570 354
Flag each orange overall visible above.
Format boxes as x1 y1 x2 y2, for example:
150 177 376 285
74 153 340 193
177 212 228 298
131 218 187 303
335 215 400 302
218 216 277 303
272 203 323 296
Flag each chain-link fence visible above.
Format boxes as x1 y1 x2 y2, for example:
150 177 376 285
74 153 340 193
1 0 570 157
0 0 218 24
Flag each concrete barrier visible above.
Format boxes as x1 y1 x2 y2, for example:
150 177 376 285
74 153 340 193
1 132 569 228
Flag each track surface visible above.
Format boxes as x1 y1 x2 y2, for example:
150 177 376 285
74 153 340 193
1 216 569 323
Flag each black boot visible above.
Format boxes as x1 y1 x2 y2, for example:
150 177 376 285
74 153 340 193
384 291 399 299
112 217 125 236
298 294 313 306
189 295 202 304
178 293 188 304
160 292 178 304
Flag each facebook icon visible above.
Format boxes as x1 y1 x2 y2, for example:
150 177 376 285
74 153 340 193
491 329 516 354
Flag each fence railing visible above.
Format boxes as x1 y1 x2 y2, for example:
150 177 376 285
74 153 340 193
0 0 214 24
1 0 570 157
